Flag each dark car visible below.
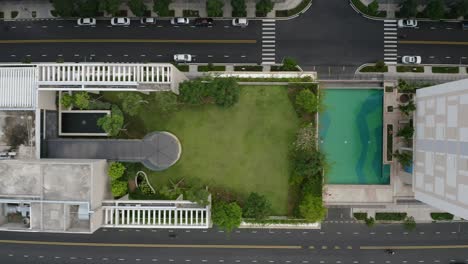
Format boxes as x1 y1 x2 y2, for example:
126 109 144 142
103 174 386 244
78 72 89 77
195 18 213 27
462 21 468 30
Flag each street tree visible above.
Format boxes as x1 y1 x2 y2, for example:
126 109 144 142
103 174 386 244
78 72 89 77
231 0 247 17
210 77 240 107
153 0 172 16
256 0 274 15
206 0 224 17
399 0 418 18
425 0 445 20
52 0 76 17
128 0 147 17
403 216 416 231
99 0 122 16
76 0 100 17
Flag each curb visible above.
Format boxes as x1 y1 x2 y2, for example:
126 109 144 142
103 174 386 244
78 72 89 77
0 1 313 22
348 0 466 22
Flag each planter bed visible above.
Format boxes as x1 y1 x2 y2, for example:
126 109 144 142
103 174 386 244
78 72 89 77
234 65 263 72
176 65 189 72
397 66 424 73
276 0 311 17
387 124 393 161
183 10 199 17
432 66 459 74
198 65 226 72
360 65 388 73
375 212 407 221
430 212 454 221
353 213 367 221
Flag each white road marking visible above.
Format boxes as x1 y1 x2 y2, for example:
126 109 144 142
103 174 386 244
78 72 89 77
262 40 276 43
41 54 47 57
42 26 47 28
262 53 275 56
262 36 276 39
263 31 275 35
11 26 16 29
10 55 16 57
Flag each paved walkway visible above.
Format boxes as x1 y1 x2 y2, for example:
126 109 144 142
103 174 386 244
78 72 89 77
46 132 181 171
0 0 306 20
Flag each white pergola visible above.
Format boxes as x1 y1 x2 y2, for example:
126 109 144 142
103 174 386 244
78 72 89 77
102 200 211 229
0 66 37 110
37 63 172 85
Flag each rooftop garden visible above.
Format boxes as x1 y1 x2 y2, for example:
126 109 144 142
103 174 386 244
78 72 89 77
97 77 325 230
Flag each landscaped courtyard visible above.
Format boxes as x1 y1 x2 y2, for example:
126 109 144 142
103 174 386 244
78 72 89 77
103 85 300 215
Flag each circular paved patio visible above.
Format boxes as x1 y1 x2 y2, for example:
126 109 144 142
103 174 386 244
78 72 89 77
142 132 182 171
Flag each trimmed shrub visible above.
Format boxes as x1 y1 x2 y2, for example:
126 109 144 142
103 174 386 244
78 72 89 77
243 192 272 221
365 216 375 227
111 180 128 198
128 0 147 17
299 194 326 222
353 212 368 221
73 91 90 110
108 162 126 180
256 0 274 16
60 93 73 109
403 216 416 231
430 213 454 221
212 201 242 232
375 212 407 221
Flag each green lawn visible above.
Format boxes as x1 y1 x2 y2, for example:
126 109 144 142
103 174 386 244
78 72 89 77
106 86 300 215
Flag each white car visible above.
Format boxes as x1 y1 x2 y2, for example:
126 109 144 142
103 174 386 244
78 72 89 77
402 56 422 64
173 54 192 63
111 17 130 26
398 19 417 28
141 17 156 24
232 18 248 27
171 17 190 25
77 18 96 26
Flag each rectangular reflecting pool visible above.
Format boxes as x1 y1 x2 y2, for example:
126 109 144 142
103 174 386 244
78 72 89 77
319 89 389 185
60 111 109 136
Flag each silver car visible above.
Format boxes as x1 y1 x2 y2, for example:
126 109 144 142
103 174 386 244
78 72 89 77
398 19 417 28
77 18 96 26
171 17 190 25
402 56 422 64
111 17 130 26
173 54 192 63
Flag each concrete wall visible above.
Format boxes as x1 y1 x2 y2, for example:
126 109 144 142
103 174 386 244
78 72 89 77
90 207 104 233
90 160 112 211
38 90 57 110
170 65 188 94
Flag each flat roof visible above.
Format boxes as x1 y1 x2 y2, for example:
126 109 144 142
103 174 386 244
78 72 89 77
0 67 37 110
414 78 468 219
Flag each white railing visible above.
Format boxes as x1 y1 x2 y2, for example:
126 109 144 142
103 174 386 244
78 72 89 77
37 63 172 85
102 200 210 229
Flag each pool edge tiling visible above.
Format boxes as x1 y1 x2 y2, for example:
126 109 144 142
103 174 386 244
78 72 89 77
319 89 389 185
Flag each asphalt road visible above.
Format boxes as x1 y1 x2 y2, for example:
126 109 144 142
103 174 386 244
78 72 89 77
0 19 262 63
0 1 467 72
1 223 468 264
399 21 468 65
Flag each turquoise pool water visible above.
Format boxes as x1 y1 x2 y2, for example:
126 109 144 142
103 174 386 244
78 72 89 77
319 89 389 185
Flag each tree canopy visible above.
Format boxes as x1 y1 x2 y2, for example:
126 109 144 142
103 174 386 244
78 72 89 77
108 162 126 180
212 201 242 232
97 105 124 137
242 192 271 221
299 194 326 222
295 89 318 114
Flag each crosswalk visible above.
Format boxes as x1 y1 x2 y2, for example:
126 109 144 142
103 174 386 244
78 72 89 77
383 20 398 65
261 19 276 65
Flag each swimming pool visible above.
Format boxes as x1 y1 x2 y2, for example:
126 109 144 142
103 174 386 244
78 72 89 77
319 89 389 185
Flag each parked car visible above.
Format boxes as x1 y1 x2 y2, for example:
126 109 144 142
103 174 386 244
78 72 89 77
402 55 422 64
111 17 130 26
173 54 192 63
462 21 468 30
194 18 213 27
232 18 248 27
397 19 417 28
77 18 96 26
171 17 190 25
140 17 156 24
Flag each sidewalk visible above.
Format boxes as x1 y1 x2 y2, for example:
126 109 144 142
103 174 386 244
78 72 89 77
0 0 308 20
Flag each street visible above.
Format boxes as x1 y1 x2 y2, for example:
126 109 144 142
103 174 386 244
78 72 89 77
1 223 468 263
0 0 466 74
